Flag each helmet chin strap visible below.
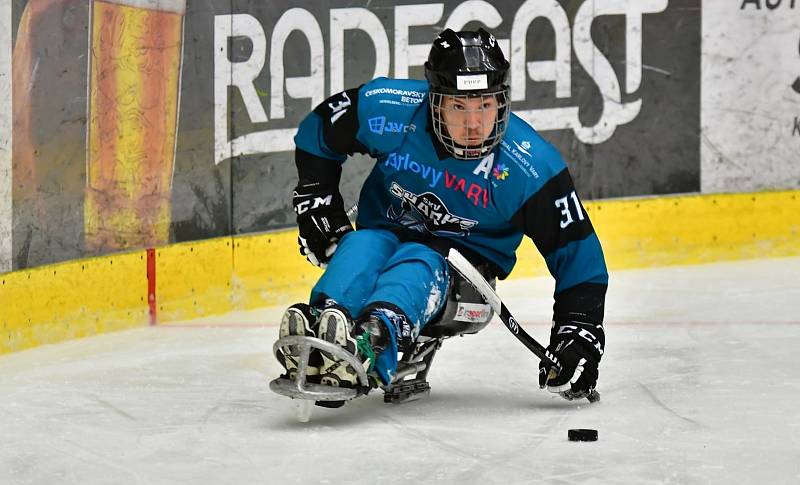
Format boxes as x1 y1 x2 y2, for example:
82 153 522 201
450 143 491 160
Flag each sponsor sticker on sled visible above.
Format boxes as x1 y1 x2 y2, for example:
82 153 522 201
455 303 492 323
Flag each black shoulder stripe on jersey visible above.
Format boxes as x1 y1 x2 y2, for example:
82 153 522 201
312 87 369 156
553 282 606 326
295 148 343 186
511 168 595 257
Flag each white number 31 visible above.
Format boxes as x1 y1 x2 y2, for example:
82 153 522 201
555 191 585 229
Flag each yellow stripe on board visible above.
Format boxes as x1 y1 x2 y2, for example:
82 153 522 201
512 190 800 279
2 190 798 354
594 190 800 269
231 232 323 311
0 251 149 354
155 239 234 323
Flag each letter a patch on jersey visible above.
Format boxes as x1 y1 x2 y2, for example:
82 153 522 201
473 153 495 180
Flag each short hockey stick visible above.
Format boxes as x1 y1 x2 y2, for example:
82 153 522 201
446 248 600 403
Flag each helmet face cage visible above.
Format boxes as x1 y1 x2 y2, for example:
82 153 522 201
429 87 510 160
424 28 511 160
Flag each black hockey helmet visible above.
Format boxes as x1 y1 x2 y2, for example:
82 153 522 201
425 28 510 160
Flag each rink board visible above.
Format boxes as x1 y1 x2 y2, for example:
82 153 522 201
2 189 799 354
0 251 149 354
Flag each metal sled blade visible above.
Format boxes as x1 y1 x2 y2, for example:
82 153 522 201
269 378 360 401
271 335 370 402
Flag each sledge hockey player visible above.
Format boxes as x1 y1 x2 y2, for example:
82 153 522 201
276 28 608 402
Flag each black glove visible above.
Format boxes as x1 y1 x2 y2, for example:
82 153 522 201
293 182 353 267
538 321 604 401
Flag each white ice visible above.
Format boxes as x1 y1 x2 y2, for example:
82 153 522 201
1 257 800 484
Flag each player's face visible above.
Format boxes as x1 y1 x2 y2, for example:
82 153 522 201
440 95 498 147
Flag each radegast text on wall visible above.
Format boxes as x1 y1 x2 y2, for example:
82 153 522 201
215 0 673 160
207 0 700 229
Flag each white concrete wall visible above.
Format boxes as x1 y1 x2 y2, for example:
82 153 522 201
701 1 800 193
0 0 12 272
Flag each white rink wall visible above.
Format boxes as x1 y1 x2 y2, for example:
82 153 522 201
701 1 800 192
0 0 11 273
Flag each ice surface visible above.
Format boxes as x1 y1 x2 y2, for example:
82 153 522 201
1 257 799 484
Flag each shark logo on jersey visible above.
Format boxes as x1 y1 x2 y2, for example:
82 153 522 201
388 182 478 236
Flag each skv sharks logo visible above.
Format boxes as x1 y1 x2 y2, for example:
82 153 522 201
388 182 478 236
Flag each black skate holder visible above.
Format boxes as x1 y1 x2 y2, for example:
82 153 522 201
270 335 370 402
383 337 441 404
383 264 495 404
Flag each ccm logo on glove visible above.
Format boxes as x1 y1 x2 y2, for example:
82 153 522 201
540 321 605 401
556 324 604 356
294 194 333 215
292 182 353 268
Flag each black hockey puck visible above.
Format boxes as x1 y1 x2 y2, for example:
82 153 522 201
568 429 598 442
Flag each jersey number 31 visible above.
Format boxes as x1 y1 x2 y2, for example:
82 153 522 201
555 191 585 229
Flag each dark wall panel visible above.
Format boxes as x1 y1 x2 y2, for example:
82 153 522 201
8 0 700 270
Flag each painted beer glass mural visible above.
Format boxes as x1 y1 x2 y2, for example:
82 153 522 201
85 0 185 253
9 0 185 269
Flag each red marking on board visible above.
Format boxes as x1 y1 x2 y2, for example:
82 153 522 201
147 248 157 326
